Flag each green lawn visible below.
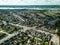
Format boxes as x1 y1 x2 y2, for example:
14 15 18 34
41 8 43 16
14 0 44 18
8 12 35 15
45 42 48 45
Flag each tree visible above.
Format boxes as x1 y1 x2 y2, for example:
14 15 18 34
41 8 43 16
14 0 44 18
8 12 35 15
55 20 60 36
55 20 60 45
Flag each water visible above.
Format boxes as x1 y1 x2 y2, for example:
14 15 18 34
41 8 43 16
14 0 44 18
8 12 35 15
0 5 60 10
0 5 60 8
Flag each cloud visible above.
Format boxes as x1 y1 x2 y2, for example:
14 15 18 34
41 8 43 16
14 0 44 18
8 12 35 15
0 0 60 5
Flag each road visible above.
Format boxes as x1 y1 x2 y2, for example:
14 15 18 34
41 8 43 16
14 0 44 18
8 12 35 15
50 34 59 45
0 31 10 35
13 13 25 22
0 23 59 45
9 23 59 45
0 31 19 44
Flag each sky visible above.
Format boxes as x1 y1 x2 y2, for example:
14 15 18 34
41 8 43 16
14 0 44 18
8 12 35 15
0 0 60 5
